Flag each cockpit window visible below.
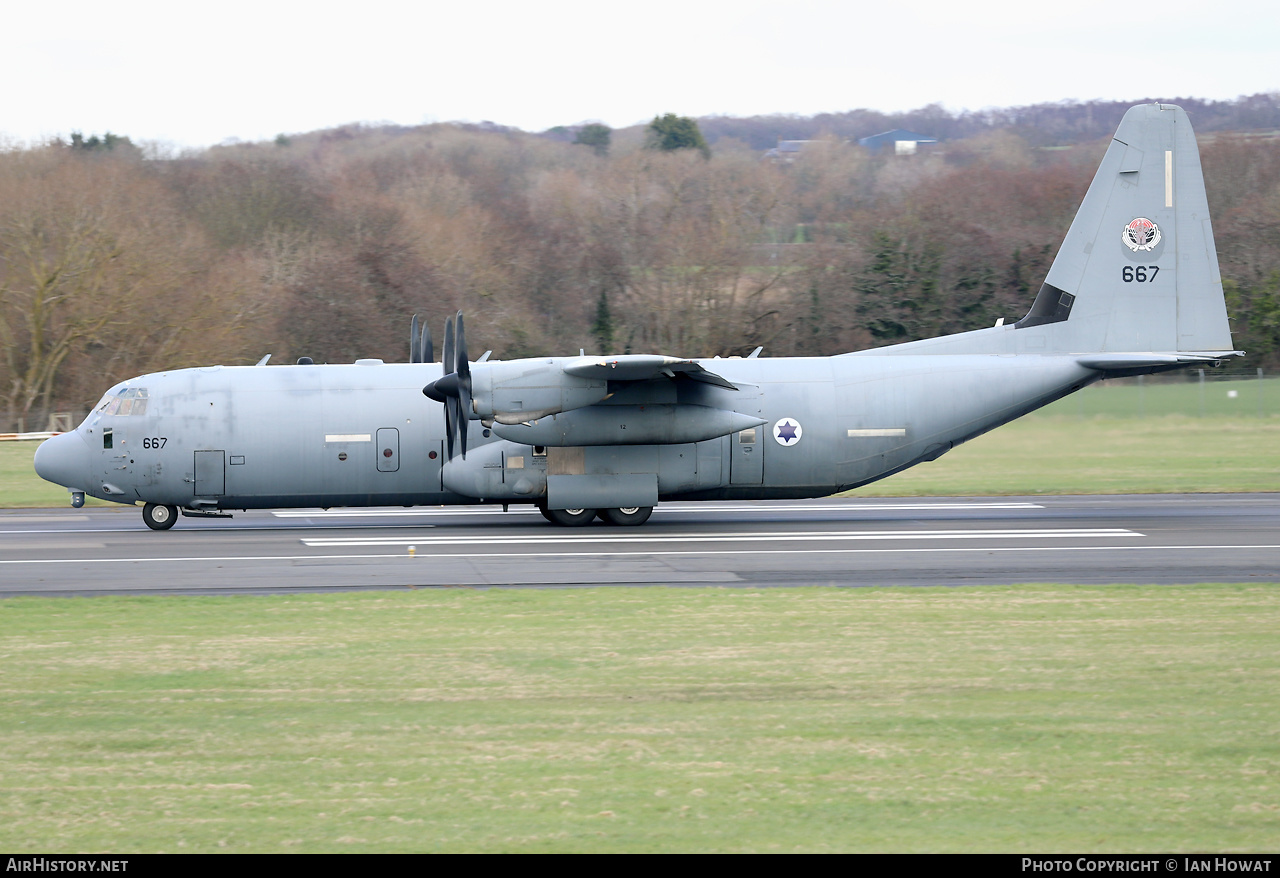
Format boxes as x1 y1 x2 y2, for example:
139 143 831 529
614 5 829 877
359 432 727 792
96 388 148 417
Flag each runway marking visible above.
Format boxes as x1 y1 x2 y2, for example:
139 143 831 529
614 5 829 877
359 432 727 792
271 502 1044 518
4 542 106 550
2 544 1278 567
298 527 1140 548
0 501 1044 532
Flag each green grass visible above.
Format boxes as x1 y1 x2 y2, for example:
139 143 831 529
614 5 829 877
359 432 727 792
855 377 1280 497
0 442 110 507
1041 376 1279 420
2 586 1278 852
861 415 1280 496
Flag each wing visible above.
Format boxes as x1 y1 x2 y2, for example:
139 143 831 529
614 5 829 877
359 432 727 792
563 355 738 389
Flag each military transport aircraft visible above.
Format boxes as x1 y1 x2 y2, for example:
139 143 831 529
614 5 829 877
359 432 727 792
35 104 1241 530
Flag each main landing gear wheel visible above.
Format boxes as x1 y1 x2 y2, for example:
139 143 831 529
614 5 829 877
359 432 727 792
598 506 654 526
542 507 597 527
142 502 179 531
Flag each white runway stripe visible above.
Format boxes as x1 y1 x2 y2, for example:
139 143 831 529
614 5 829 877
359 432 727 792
272 502 1044 518
300 527 1140 547
6 544 1280 568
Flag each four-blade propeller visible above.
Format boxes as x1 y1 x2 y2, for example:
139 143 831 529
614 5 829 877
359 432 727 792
422 312 472 460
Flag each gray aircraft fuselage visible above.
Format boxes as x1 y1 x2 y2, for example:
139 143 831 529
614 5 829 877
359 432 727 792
40 352 1094 512
33 103 1241 527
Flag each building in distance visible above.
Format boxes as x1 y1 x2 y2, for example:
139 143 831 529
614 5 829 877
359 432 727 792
857 129 939 155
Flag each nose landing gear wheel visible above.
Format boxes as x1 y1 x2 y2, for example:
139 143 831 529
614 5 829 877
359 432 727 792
598 506 654 526
542 507 597 527
142 502 179 530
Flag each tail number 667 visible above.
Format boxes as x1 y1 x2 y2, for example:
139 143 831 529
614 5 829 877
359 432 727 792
1122 265 1159 282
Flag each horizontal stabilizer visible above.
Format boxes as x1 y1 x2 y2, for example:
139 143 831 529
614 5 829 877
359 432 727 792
1076 351 1244 371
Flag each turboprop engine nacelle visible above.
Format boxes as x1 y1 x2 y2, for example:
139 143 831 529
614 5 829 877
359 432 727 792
491 404 766 447
468 354 741 425
469 360 609 424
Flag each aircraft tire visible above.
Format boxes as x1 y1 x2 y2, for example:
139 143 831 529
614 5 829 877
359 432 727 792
598 506 653 526
543 507 596 527
142 503 179 531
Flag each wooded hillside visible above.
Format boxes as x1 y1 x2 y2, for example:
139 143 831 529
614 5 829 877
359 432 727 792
3 95 1279 429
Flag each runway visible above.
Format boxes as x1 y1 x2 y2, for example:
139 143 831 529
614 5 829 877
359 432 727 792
1 494 1278 595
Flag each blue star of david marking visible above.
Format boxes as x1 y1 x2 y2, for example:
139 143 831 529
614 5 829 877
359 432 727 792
772 417 803 446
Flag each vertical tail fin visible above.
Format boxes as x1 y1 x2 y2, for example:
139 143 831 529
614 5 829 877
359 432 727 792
1022 102 1233 354
855 103 1239 361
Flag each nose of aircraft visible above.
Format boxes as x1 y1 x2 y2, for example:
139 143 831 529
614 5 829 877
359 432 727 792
33 432 90 490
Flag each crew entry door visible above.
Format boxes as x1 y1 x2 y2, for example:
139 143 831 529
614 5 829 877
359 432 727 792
376 428 400 472
194 450 225 496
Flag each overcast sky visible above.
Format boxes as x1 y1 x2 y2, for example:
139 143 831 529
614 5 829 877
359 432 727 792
5 0 1278 148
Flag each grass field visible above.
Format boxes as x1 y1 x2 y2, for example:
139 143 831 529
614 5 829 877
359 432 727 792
4 378 1278 852
862 415 1280 496
5 377 1278 507
862 377 1280 496
2 586 1278 852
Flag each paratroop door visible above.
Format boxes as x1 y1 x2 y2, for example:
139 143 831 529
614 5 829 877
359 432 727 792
194 450 225 496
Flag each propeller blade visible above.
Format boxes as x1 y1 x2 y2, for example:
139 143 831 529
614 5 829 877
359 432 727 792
421 320 433 364
442 316 455 377
444 396 456 461
455 311 468 374
410 314 421 363
454 311 473 458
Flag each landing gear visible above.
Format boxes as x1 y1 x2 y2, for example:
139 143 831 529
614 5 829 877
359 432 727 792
541 507 597 527
142 502 178 531
598 506 653 526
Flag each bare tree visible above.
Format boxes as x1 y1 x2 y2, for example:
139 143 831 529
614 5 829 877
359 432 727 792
0 208 122 425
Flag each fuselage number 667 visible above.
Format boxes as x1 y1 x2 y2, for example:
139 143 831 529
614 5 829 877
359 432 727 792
1122 265 1159 282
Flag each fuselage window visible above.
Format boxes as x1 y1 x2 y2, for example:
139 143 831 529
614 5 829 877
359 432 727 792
103 428 113 449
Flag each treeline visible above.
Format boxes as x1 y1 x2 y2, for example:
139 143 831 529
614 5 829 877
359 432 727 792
691 92 1280 150
3 100 1280 429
